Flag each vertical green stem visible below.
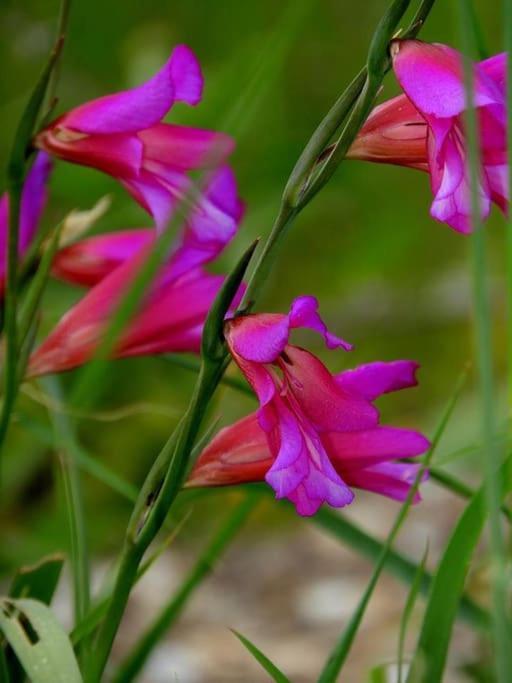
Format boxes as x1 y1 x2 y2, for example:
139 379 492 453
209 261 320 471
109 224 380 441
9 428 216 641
457 3 511 681
43 378 90 646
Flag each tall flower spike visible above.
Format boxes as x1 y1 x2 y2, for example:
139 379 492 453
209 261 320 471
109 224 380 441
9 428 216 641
28 166 244 376
35 45 234 231
0 151 52 294
188 295 428 516
189 337 429 517
348 40 507 233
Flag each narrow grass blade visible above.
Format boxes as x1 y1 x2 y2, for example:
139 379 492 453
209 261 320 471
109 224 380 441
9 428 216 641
0 598 81 683
405 448 512 683
41 377 90 628
9 555 64 605
397 544 429 683
113 493 258 683
231 629 290 683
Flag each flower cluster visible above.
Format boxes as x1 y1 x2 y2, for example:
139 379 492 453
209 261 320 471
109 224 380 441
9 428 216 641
8 36 505 517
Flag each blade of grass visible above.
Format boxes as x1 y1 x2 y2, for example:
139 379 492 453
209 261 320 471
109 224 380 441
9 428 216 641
112 493 258 683
316 368 468 682
405 452 512 683
41 377 90 632
231 630 290 683
457 3 511 680
397 543 429 683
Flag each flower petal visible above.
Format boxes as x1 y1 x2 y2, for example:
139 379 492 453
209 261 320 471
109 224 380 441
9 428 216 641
324 426 429 469
335 360 419 400
288 295 352 350
344 461 427 503
62 45 203 135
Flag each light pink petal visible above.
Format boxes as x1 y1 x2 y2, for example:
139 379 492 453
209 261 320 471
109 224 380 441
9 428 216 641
392 40 502 119
345 462 427 503
139 124 235 170
62 45 202 135
288 295 352 350
188 413 272 487
324 426 429 470
335 360 419 400
52 229 153 287
281 346 378 432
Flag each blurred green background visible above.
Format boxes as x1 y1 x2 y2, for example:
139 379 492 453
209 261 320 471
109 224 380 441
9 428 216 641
0 1 507 680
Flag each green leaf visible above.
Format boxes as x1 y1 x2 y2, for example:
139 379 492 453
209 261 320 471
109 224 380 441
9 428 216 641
9 555 64 605
0 598 82 683
231 629 290 683
405 453 512 683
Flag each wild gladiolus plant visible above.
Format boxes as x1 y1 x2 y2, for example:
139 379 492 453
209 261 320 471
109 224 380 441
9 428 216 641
0 1 510 683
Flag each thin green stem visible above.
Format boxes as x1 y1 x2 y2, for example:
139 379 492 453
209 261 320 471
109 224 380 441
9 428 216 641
113 494 258 683
457 3 511 681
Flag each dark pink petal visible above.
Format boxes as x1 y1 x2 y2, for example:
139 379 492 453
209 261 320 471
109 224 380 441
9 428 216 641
344 462 427 503
335 360 419 400
486 164 508 213
479 53 506 93
281 346 378 432
392 40 502 119
288 295 352 350
52 229 153 287
139 124 234 170
324 426 429 470
226 313 291 363
62 45 202 135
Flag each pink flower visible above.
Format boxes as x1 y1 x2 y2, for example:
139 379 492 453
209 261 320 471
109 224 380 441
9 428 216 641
348 40 507 233
0 152 52 294
27 166 244 376
35 45 234 231
188 297 429 516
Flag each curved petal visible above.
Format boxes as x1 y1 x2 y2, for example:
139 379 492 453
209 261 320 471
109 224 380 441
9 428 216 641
226 313 291 363
288 295 352 350
392 40 502 119
335 360 419 400
479 53 506 93
62 45 203 135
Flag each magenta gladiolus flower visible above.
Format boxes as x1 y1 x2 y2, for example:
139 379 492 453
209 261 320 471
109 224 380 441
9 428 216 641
349 40 507 233
27 166 244 376
35 45 234 231
188 297 429 516
0 152 52 294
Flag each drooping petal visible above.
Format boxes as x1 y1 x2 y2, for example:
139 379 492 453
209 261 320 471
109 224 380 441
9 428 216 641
323 425 429 469
166 165 244 280
61 45 203 135
288 295 352 350
52 229 153 287
335 360 419 400
344 461 427 503
281 346 379 432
